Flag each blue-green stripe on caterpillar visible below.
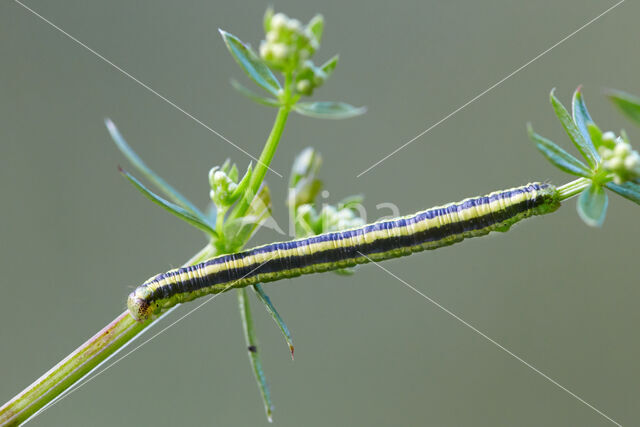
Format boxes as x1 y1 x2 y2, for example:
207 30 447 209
128 182 560 321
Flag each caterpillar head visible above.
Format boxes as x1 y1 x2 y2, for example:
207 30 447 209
127 287 157 322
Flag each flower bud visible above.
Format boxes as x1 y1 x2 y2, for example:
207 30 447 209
602 131 616 142
271 43 288 60
600 136 640 184
296 79 311 94
259 9 325 73
271 13 287 30
209 166 238 207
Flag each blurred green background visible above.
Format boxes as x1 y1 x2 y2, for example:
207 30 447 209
1 1 638 425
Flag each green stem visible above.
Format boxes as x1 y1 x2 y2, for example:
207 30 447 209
1 63 297 427
558 177 591 201
0 243 217 426
231 105 290 222
0 175 600 426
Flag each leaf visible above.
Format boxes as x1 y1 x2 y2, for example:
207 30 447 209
320 55 339 79
228 163 239 183
606 181 640 206
607 89 640 126
338 194 364 210
230 79 280 107
527 124 591 177
105 119 208 220
550 89 598 168
219 30 282 97
119 168 218 238
288 148 323 208
229 162 253 203
263 6 274 33
577 184 608 227
237 288 273 422
307 14 324 44
225 185 273 247
294 102 366 119
252 284 294 359
586 123 605 151
572 87 597 156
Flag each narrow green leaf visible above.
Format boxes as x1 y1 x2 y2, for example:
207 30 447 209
119 168 218 238
320 55 339 79
226 185 273 248
572 88 598 157
294 102 366 119
263 6 274 33
577 184 608 227
229 162 253 202
252 284 294 359
219 30 282 97
607 89 640 126
228 163 239 183
338 194 364 210
307 14 324 44
238 288 273 423
550 89 598 168
527 124 591 177
230 79 280 107
606 181 640 206
105 119 208 220
586 123 605 151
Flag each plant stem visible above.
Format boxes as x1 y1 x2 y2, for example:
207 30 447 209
0 175 598 426
558 177 591 201
231 105 290 222
0 243 217 426
1 97 294 426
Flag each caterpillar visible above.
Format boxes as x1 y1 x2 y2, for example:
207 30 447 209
128 182 560 321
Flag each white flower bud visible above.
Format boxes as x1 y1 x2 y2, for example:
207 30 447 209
599 147 614 160
605 157 623 170
614 142 631 157
271 13 287 30
259 42 271 60
287 19 302 32
602 131 616 142
624 153 639 170
213 170 227 185
266 31 278 43
271 43 288 60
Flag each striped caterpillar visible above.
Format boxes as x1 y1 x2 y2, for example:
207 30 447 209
127 182 560 321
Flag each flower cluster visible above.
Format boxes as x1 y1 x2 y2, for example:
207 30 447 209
288 148 364 239
260 10 329 96
209 160 252 209
260 11 318 70
294 61 327 96
598 132 640 184
296 202 365 237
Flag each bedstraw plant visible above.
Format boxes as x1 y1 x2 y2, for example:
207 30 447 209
2 9 640 426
